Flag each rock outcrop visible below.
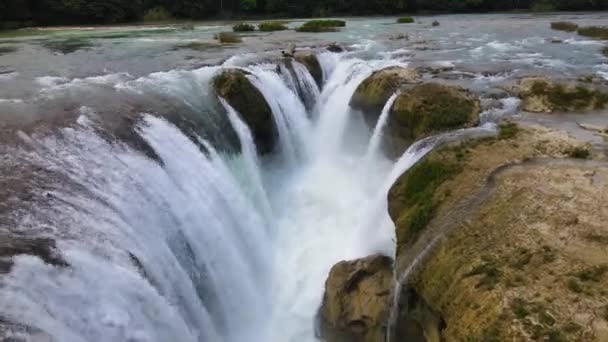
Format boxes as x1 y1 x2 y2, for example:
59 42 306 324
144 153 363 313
386 83 480 155
389 123 608 341
0 233 67 274
212 69 277 154
516 76 608 113
319 254 393 342
350 66 419 116
294 51 323 88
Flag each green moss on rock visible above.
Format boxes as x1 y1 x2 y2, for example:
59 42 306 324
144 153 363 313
294 51 323 88
397 17 415 24
518 77 608 113
350 67 419 115
212 69 276 153
388 158 460 250
387 83 480 153
550 21 578 32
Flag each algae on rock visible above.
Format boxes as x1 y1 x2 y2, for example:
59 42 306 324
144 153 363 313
294 51 323 88
212 69 277 154
517 77 608 113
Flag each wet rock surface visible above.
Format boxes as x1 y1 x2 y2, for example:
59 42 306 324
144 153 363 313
212 68 277 154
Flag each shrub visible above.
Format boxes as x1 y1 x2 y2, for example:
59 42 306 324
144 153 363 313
258 21 288 32
143 7 174 22
397 17 415 24
233 23 255 32
296 19 345 32
577 26 608 39
566 146 590 159
214 32 242 43
550 21 578 32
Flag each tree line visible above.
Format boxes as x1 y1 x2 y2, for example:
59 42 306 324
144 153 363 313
1 0 607 27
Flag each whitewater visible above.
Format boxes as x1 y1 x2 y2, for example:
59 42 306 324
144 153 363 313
0 49 498 342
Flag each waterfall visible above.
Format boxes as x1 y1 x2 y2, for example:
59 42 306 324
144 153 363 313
1 47 501 342
246 65 312 166
364 91 400 165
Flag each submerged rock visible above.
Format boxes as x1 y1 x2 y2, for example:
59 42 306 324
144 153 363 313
350 66 420 116
386 83 480 155
294 51 323 88
319 255 393 342
212 69 277 154
389 124 608 341
516 76 608 113
0 233 68 273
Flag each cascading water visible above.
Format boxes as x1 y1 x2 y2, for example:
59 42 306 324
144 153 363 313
0 46 505 342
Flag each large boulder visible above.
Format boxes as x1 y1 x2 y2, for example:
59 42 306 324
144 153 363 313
212 69 277 154
319 255 393 342
350 66 419 116
516 76 608 113
386 83 480 155
294 51 323 88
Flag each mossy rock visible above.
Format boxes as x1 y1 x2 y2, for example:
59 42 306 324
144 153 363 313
350 66 419 116
319 254 393 342
517 77 608 113
294 51 323 88
387 83 480 154
212 69 277 154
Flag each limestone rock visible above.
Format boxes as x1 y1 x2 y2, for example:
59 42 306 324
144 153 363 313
294 51 323 88
350 66 419 116
386 83 480 155
212 69 277 154
517 76 608 113
319 255 393 342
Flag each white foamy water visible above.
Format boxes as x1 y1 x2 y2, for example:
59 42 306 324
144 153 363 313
0 48 499 342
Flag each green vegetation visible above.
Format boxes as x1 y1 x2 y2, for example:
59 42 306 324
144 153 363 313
233 23 255 32
498 122 519 140
143 6 174 22
566 278 583 293
2 0 608 26
575 265 607 282
42 38 94 54
392 83 480 140
565 146 590 159
511 298 530 319
550 21 578 32
172 41 218 51
296 20 345 32
397 17 415 24
529 80 608 111
465 258 502 290
577 26 608 39
258 21 288 32
0 46 17 55
389 158 459 247
213 32 242 44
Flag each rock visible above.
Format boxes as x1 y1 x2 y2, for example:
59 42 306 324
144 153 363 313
294 51 323 88
212 69 277 154
327 43 344 52
432 21 440 27
350 66 420 116
319 255 393 342
516 76 608 113
389 124 608 341
0 233 68 273
386 83 480 155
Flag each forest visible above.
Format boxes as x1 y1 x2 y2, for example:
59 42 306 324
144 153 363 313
1 0 608 27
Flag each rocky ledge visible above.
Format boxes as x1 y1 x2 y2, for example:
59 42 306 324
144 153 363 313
321 122 608 342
